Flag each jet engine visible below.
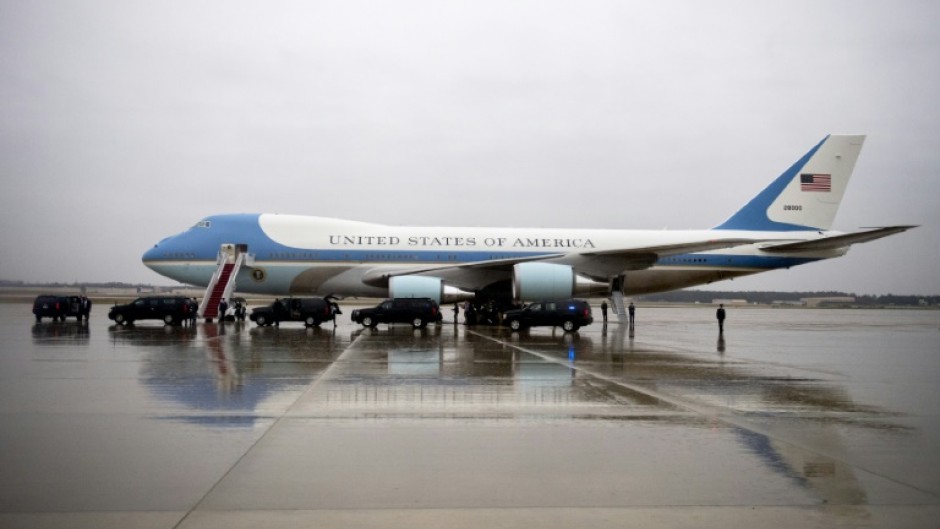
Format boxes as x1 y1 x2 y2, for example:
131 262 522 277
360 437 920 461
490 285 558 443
512 262 608 301
389 276 474 304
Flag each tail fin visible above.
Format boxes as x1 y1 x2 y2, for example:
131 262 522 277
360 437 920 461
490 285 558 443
714 135 865 231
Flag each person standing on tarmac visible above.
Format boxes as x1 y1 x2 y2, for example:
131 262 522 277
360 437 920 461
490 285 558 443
600 301 608 323
327 296 341 328
716 304 726 334
79 296 92 323
628 302 635 327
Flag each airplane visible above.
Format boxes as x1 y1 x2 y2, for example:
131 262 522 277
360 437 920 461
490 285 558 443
143 135 914 308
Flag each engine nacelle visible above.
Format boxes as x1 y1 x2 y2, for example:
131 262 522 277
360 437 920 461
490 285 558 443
389 276 474 304
512 262 608 301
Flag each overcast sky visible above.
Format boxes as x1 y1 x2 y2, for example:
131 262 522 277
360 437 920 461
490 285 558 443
1 1 937 295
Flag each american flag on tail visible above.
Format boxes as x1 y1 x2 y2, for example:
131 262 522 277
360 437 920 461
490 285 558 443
800 173 831 192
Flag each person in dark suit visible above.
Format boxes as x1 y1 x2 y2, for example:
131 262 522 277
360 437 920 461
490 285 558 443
716 304 726 334
79 296 92 323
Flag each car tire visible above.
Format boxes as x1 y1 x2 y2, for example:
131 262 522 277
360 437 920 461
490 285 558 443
114 313 125 324
411 317 424 329
509 319 522 331
561 320 578 332
256 314 267 326
305 316 318 327
164 314 175 325
362 316 375 327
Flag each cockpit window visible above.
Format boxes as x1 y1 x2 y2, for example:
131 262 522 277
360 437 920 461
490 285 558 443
192 220 212 229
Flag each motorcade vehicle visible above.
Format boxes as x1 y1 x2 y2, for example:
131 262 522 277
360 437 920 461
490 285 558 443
502 299 594 332
249 297 336 327
32 295 83 323
107 296 193 325
351 298 440 329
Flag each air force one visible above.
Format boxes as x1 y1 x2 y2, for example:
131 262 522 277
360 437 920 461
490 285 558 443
143 135 914 311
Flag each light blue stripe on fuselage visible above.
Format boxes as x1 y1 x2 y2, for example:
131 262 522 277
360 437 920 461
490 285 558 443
657 253 818 269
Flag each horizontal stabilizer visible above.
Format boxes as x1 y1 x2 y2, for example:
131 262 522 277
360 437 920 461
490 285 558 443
761 226 917 253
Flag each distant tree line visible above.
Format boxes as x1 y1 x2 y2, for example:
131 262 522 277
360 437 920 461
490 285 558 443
640 290 939 307
1 280 936 307
0 280 159 289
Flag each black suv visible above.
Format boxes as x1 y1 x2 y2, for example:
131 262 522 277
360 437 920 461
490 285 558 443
249 297 336 327
108 296 193 325
32 295 83 323
503 299 594 332
351 298 441 328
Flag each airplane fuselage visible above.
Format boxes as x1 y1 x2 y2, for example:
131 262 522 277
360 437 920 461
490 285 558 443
143 213 843 298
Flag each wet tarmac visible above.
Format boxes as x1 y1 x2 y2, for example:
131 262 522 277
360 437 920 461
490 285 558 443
1 303 938 528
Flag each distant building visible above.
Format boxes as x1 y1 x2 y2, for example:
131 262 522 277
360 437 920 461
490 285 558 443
800 296 855 307
712 299 748 305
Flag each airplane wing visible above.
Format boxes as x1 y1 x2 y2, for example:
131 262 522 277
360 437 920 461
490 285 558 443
362 237 765 287
760 226 917 253
562 237 766 278
360 254 564 287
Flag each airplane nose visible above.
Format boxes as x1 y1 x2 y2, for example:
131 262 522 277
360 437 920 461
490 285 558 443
142 244 161 266
143 234 176 262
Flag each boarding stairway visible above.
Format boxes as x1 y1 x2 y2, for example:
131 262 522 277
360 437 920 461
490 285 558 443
610 290 628 324
199 245 246 322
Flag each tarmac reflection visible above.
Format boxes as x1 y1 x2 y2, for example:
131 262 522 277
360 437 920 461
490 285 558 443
6 305 938 526
31 322 89 345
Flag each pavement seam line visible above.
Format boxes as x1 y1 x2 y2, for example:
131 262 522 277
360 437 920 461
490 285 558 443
468 329 940 501
171 330 369 529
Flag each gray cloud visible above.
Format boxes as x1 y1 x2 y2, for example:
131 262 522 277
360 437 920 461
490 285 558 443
1 0 937 294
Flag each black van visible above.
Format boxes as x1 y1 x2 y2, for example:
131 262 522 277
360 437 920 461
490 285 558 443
502 299 594 332
249 297 336 327
108 296 193 325
32 295 83 323
351 298 441 328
